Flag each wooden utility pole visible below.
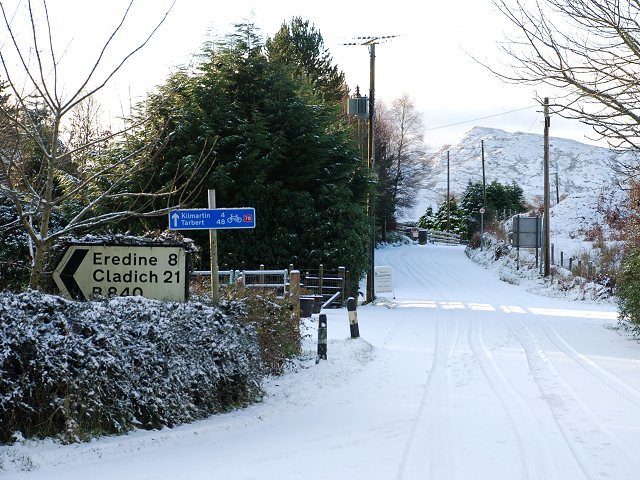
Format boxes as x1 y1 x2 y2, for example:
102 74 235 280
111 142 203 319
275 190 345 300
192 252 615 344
344 35 397 304
481 140 486 250
367 43 376 173
447 150 451 233
543 97 551 277
366 41 376 303
481 140 487 208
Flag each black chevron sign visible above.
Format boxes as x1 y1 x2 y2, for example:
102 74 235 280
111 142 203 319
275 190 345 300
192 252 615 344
55 247 89 300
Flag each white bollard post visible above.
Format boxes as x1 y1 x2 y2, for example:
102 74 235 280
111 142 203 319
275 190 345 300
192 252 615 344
347 297 359 338
316 313 327 364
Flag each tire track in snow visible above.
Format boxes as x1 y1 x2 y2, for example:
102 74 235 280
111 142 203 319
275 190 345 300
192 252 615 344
395 247 464 302
537 318 640 409
394 311 462 480
467 315 556 480
379 245 463 300
397 249 448 297
397 245 505 304
382 244 639 479
383 247 462 479
503 316 594 479
506 316 640 480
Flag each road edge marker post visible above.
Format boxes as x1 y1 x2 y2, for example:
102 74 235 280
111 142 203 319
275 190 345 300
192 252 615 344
347 296 359 338
316 313 327 364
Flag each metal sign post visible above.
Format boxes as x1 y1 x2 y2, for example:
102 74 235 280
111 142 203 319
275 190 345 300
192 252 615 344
479 207 486 251
209 190 219 304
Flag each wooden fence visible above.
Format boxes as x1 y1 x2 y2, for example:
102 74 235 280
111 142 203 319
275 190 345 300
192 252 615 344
423 229 462 245
191 264 349 307
298 265 349 308
398 225 463 245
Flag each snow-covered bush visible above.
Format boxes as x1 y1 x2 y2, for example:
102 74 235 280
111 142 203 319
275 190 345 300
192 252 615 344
190 282 303 376
466 234 616 301
617 247 640 327
379 230 416 248
0 291 262 444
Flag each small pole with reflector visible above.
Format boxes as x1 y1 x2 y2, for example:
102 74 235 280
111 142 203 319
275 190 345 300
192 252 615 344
316 314 328 364
347 297 359 338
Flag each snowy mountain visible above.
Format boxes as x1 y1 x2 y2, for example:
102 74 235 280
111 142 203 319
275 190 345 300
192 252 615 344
405 126 627 221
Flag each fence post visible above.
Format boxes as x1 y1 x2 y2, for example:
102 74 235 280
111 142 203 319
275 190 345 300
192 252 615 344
316 313 327 363
347 297 359 338
345 270 351 300
259 264 265 287
560 251 564 268
551 244 555 265
338 266 346 306
569 257 573 271
290 270 300 321
319 264 324 299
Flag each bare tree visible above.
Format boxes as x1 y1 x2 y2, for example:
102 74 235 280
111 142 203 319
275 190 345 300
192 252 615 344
0 1 211 290
488 0 640 155
375 94 427 237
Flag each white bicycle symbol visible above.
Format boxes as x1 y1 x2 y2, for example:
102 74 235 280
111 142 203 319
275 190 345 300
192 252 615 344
228 214 242 223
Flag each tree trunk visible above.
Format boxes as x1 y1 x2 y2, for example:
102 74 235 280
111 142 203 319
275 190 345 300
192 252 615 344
29 241 47 290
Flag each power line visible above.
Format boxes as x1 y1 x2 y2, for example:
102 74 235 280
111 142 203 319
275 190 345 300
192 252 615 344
425 104 538 132
342 35 400 46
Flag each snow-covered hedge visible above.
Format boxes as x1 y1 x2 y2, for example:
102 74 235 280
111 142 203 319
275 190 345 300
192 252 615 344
617 248 640 328
466 235 616 301
0 291 262 444
214 286 301 376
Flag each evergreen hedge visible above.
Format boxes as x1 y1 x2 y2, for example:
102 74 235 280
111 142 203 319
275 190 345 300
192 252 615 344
0 291 263 444
617 247 640 328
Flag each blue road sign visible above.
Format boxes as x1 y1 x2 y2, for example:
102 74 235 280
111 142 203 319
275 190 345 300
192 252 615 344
168 208 256 230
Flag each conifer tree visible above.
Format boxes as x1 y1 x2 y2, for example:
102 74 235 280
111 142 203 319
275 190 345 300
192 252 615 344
461 180 526 237
122 22 371 283
266 17 348 103
433 197 467 237
417 206 436 230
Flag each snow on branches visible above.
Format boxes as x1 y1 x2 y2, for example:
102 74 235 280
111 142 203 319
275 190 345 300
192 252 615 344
0 291 262 444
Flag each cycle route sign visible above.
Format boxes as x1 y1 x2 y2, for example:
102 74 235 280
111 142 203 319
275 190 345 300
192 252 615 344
168 208 255 230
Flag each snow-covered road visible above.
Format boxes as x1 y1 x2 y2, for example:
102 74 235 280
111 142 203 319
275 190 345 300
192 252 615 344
375 244 638 480
3 244 639 480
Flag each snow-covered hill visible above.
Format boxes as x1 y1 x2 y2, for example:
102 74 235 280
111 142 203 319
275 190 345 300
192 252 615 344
406 126 625 221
